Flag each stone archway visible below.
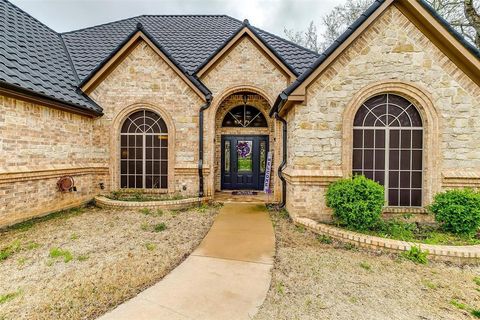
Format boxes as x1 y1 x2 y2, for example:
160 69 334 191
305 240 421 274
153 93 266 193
208 90 278 197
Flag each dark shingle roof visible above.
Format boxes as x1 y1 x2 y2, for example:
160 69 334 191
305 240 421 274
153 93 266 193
62 15 319 81
62 15 243 80
253 27 319 75
0 0 102 115
1 0 318 115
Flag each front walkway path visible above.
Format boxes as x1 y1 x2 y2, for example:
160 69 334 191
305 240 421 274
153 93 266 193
98 203 275 320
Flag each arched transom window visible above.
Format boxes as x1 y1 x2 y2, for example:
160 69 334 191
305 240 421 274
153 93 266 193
120 110 168 189
353 94 423 207
222 105 268 128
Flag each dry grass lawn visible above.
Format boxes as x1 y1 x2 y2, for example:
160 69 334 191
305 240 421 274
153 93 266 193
0 203 218 320
255 210 480 320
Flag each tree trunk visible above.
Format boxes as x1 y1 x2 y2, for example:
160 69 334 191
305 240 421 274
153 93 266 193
464 0 480 47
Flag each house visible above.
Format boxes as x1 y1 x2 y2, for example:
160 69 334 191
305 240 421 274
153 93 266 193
1 0 479 227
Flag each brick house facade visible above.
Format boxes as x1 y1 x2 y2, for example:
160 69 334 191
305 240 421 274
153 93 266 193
1 0 479 227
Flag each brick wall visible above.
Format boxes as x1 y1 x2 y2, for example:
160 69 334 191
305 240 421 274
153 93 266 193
89 41 204 196
0 95 107 227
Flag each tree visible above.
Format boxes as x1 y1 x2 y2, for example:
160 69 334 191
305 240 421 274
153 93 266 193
284 0 480 52
284 21 321 53
465 0 480 46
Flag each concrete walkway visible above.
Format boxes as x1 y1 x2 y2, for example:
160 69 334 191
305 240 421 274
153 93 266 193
98 203 275 320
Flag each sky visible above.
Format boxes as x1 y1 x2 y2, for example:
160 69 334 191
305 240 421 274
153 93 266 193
10 0 344 38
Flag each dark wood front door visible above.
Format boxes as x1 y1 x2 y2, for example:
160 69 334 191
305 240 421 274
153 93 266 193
221 135 269 190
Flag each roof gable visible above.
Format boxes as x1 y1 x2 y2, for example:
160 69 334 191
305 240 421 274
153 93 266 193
196 21 297 81
79 24 210 101
61 15 319 82
272 0 480 114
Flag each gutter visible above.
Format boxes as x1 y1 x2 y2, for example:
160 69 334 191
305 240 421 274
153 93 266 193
269 92 288 117
198 94 213 197
0 81 102 117
273 112 287 208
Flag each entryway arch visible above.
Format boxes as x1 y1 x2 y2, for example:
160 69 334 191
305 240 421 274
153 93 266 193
211 88 276 195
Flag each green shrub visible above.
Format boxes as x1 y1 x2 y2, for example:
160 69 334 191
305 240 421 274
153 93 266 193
429 189 480 236
326 175 384 230
402 246 428 264
153 223 167 232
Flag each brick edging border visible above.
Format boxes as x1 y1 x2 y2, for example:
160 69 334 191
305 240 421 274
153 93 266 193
94 196 211 210
294 217 480 263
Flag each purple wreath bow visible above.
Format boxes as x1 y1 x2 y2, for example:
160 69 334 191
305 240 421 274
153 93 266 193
236 142 251 158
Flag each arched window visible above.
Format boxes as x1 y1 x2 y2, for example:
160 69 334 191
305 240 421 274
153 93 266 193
222 105 268 128
120 110 168 189
353 94 423 207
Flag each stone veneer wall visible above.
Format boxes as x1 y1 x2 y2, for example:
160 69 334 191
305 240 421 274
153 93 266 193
201 35 290 201
89 41 205 196
285 6 480 221
0 95 107 227
213 93 274 192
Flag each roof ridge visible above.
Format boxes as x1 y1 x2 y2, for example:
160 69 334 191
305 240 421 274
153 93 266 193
141 14 231 17
61 15 145 35
61 14 239 35
2 0 59 34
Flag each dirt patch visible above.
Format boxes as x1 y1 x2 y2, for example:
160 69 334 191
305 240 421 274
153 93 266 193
255 211 480 320
0 204 218 319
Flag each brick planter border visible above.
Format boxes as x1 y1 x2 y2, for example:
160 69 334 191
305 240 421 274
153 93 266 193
94 195 211 211
294 217 480 264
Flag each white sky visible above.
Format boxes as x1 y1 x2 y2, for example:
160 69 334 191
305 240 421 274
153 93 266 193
10 0 344 37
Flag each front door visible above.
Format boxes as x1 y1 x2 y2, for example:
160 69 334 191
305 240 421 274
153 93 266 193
221 135 269 190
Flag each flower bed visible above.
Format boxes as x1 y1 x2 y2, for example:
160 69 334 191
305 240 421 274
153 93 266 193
294 217 480 263
106 191 189 202
95 194 211 211
350 218 480 246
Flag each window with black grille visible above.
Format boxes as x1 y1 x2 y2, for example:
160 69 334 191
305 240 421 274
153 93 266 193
120 110 168 189
353 94 423 207
222 105 268 128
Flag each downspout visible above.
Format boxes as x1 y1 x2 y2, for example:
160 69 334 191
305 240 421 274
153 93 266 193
274 112 287 208
198 94 213 197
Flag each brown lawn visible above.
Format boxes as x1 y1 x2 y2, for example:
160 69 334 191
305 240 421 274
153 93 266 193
255 209 480 320
0 203 218 320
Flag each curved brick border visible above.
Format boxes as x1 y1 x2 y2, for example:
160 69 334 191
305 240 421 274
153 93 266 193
294 217 480 264
94 196 211 211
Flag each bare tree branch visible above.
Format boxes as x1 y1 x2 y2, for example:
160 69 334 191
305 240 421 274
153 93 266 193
464 0 480 46
284 0 479 52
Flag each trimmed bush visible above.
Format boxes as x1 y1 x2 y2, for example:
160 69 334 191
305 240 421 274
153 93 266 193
429 189 480 236
326 175 384 230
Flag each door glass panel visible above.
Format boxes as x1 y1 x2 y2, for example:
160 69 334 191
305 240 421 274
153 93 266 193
224 140 230 172
237 140 253 172
260 140 266 173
